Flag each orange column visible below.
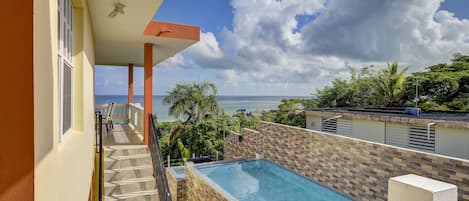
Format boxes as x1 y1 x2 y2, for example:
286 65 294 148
144 43 153 145
0 0 34 200
128 64 134 103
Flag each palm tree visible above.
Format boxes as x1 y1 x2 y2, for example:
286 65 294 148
163 81 222 143
163 81 221 123
373 61 408 106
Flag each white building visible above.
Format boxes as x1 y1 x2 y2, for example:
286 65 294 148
306 109 469 160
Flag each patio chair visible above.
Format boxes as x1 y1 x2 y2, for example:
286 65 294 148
103 102 115 132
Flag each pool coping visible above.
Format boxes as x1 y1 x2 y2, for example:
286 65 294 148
168 166 186 181
188 159 246 201
189 158 355 201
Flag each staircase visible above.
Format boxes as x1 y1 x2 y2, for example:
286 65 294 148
103 145 159 201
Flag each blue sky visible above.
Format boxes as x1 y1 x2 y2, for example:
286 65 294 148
95 0 469 96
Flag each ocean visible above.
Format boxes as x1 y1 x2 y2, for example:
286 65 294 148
95 95 309 121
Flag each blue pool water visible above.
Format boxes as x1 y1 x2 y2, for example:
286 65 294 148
196 160 353 201
170 166 185 179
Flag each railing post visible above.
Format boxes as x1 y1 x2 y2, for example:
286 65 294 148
167 155 170 167
98 114 103 201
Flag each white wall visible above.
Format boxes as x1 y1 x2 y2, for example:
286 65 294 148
306 115 322 131
352 120 385 143
436 127 469 160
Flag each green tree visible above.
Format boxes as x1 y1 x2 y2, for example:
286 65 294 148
315 66 376 107
163 81 222 124
161 81 228 161
403 54 469 111
372 61 408 106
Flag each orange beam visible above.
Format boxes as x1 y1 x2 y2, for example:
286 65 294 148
0 0 34 200
128 64 134 104
143 43 153 145
144 21 200 41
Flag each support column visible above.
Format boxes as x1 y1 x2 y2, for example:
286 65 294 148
144 43 153 145
0 0 34 200
128 64 134 103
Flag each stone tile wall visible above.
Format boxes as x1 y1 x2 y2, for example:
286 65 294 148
224 128 260 160
166 169 186 201
224 121 469 200
184 165 230 201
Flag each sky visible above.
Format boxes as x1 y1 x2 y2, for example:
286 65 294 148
95 0 469 96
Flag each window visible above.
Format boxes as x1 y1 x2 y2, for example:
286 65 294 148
58 0 73 136
408 126 435 152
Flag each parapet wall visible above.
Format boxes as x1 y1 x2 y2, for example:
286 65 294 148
224 121 469 200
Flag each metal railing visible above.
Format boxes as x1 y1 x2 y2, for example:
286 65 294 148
95 112 104 201
148 114 172 201
164 151 223 167
95 103 129 123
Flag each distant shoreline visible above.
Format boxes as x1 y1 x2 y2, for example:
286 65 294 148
95 94 311 98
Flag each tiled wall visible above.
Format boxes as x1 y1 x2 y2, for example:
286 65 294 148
224 128 260 160
224 121 469 201
166 169 186 201
184 166 229 201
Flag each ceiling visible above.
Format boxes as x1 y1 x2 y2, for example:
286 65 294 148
87 0 200 67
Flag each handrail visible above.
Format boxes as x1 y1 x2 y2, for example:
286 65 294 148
95 112 104 201
148 114 172 201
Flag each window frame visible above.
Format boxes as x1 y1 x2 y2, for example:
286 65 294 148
58 0 74 139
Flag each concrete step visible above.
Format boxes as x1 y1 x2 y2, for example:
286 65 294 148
104 165 154 182
104 189 159 201
104 145 149 157
104 177 156 196
104 154 152 170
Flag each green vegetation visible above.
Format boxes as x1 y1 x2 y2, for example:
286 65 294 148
402 54 469 111
157 82 307 162
157 54 469 161
313 54 469 111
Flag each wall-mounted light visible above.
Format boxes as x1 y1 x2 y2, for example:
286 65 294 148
108 3 125 18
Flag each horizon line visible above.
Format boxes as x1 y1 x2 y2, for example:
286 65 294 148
95 94 312 97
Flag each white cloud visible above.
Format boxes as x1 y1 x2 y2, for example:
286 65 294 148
161 0 469 95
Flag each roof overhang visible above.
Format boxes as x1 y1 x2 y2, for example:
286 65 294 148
87 0 200 67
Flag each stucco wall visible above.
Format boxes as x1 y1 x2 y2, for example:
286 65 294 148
33 0 96 201
436 127 469 160
352 119 385 143
306 115 322 131
224 121 469 200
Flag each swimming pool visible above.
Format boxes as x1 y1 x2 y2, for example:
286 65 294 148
196 159 353 201
169 166 185 179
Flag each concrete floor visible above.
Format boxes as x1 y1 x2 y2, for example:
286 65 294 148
103 124 144 146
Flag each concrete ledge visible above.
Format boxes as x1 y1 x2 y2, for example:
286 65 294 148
388 174 457 201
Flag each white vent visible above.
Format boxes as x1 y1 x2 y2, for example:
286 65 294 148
321 119 337 134
337 119 353 136
408 126 435 152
